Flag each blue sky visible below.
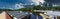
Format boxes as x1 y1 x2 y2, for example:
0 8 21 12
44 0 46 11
0 0 60 9
0 0 33 9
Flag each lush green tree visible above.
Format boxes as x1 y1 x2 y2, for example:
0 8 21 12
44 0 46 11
32 5 42 10
19 8 32 12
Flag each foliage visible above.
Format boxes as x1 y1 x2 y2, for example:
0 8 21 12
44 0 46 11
19 5 60 11
20 8 32 12
32 5 42 10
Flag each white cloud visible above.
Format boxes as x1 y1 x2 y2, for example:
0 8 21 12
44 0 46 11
14 0 45 9
15 3 33 9
15 3 24 9
32 0 45 5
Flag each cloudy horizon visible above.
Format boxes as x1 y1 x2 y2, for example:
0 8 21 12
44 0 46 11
0 0 60 9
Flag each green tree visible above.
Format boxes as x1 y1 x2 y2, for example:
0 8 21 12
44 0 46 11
33 5 42 10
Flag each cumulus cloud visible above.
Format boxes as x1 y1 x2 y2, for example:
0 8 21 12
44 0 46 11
14 0 46 9
32 0 45 5
15 3 24 9
15 3 34 9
